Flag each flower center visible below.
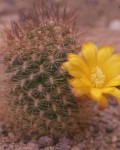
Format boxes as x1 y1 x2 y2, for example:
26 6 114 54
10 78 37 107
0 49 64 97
91 66 105 88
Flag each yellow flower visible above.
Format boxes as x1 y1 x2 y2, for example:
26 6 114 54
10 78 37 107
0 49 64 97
62 42 120 108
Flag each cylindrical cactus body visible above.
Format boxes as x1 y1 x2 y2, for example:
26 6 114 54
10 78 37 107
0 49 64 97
3 1 92 138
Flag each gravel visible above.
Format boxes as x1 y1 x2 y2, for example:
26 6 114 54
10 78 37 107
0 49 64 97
38 136 53 149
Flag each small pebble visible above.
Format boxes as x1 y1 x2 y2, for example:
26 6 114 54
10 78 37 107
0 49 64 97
105 137 112 144
71 146 80 150
117 142 120 148
21 135 31 144
117 137 120 142
77 143 84 149
55 136 71 150
27 142 39 150
112 136 118 143
105 124 115 133
44 146 54 150
109 20 120 30
55 144 71 150
94 142 101 149
38 136 53 149
8 132 16 141
90 124 99 134
59 136 69 143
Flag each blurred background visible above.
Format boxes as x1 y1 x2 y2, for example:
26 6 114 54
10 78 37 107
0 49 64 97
0 0 120 27
0 0 120 49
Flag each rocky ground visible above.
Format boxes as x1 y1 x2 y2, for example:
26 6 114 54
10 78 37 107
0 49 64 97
0 105 120 150
0 0 120 150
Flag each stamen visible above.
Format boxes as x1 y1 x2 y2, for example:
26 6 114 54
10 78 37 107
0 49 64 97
91 66 105 88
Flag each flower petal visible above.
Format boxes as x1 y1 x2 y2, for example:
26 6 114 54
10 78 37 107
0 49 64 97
90 88 102 100
102 87 120 103
103 53 120 79
67 53 78 59
82 42 98 67
97 96 108 110
67 53 89 76
97 45 114 67
90 88 108 109
104 62 120 80
105 75 120 87
69 78 92 88
62 62 87 78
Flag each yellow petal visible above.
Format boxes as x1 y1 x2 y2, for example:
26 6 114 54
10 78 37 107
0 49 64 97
67 54 90 76
82 42 98 67
68 70 85 78
62 62 87 78
97 96 108 109
105 75 120 87
104 62 120 80
104 53 120 67
97 45 114 67
67 53 79 59
90 88 108 108
102 87 120 103
69 78 92 88
103 53 120 79
61 62 70 70
90 88 102 100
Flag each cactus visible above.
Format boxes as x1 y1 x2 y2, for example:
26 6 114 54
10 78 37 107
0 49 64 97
3 1 93 138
